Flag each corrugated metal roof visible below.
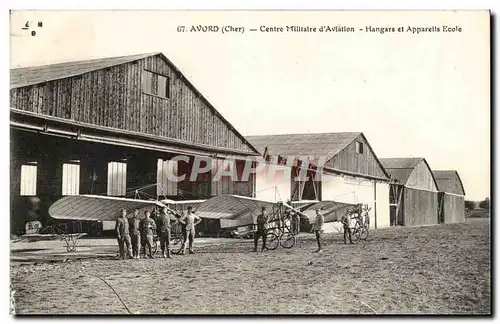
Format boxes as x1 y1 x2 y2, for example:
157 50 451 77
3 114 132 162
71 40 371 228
10 53 158 89
379 157 423 170
247 132 361 160
432 170 466 195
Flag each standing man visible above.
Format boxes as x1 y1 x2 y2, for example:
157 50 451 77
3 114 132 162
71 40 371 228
115 209 133 259
253 206 269 252
341 210 354 245
156 207 178 258
129 209 142 259
292 210 301 235
179 206 202 255
311 209 325 253
140 210 157 258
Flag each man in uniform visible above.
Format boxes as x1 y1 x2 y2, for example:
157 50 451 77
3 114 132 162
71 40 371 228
179 206 202 255
140 210 157 258
311 209 324 253
115 209 133 259
156 207 178 258
129 209 142 259
253 206 268 252
291 210 301 235
341 208 354 245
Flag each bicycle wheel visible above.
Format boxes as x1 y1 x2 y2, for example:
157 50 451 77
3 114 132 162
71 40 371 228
264 232 279 250
170 234 184 254
360 227 369 240
279 232 296 249
352 224 362 242
170 224 184 254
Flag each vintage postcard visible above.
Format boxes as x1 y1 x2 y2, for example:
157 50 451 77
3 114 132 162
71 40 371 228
9 10 490 315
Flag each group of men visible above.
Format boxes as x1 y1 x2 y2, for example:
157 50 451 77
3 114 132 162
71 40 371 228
116 203 362 259
114 205 202 259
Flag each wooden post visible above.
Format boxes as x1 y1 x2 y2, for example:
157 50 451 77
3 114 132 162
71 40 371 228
373 180 377 229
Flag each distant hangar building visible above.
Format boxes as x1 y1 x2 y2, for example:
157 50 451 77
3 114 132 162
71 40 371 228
380 157 439 227
247 132 392 231
432 170 466 224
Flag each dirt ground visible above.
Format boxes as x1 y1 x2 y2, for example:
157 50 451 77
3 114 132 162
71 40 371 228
10 218 491 315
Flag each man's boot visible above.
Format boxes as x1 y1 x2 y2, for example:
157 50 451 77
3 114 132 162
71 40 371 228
166 249 172 259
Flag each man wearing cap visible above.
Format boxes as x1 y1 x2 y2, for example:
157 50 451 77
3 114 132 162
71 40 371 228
179 206 202 255
129 209 142 259
115 208 133 259
140 210 157 258
253 206 269 252
156 207 179 258
311 209 325 253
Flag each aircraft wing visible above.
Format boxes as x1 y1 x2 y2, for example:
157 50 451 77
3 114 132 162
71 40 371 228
194 195 277 228
301 200 358 223
291 200 320 212
14 233 87 243
48 195 166 222
160 199 205 214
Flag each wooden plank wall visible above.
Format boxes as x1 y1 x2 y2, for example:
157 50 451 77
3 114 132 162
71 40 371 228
441 193 465 224
403 188 438 226
406 161 438 191
10 54 255 154
327 134 386 178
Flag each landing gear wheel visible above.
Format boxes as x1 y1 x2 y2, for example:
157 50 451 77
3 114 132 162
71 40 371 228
264 232 279 250
279 233 296 249
65 235 77 252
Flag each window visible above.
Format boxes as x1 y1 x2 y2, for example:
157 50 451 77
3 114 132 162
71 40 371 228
62 163 80 195
107 162 127 196
20 164 37 196
142 70 170 99
356 142 364 154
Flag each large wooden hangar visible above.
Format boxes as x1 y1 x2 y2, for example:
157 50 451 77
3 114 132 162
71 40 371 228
9 53 260 234
380 157 439 227
432 170 466 224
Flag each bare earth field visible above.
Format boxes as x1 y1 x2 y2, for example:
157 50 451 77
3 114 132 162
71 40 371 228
10 218 491 315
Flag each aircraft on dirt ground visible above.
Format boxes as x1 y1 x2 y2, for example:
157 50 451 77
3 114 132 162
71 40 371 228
44 187 369 252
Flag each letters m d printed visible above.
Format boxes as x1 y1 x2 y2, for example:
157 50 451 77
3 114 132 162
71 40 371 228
163 155 327 183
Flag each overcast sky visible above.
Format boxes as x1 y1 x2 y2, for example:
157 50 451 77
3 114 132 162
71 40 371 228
10 10 490 200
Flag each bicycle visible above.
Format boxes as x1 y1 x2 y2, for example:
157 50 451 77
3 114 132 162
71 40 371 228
151 222 184 255
263 212 297 250
349 206 371 242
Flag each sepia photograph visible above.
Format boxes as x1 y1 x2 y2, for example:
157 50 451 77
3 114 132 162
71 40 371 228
8 9 491 315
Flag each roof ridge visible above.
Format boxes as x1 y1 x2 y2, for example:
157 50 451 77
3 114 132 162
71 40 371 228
11 52 159 70
247 131 361 137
